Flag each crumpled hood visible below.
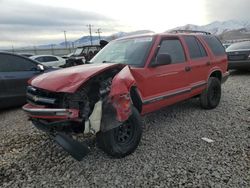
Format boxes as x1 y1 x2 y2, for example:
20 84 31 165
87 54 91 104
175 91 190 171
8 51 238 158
30 63 124 93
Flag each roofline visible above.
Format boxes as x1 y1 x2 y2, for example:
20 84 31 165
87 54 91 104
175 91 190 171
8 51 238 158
30 55 61 57
77 45 100 48
113 31 215 41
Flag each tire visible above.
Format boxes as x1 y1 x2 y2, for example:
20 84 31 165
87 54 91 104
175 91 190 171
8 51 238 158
200 77 221 109
96 106 143 158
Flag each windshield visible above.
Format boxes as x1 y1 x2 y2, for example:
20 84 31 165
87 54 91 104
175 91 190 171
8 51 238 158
226 41 250 51
74 48 83 56
90 37 153 66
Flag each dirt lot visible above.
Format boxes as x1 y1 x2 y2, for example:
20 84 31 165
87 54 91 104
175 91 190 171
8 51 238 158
1 71 250 188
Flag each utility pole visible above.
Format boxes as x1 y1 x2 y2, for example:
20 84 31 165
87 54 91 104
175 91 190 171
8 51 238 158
63 31 68 49
33 46 37 55
51 44 54 55
96 28 102 41
86 24 93 45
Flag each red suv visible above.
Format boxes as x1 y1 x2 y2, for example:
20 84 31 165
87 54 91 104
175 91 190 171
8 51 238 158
23 31 229 160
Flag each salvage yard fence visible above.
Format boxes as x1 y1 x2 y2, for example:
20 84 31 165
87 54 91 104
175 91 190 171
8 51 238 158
4 47 76 57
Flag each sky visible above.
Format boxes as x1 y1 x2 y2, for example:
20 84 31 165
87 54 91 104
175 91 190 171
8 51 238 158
0 0 249 48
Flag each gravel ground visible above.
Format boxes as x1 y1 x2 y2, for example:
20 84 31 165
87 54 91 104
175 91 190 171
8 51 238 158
1 70 250 188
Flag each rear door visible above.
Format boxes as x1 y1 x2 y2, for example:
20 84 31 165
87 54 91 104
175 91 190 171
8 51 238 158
182 35 210 95
44 56 59 67
0 54 40 106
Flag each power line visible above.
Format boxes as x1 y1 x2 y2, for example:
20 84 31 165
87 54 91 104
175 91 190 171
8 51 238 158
86 24 93 45
96 28 102 41
63 31 68 49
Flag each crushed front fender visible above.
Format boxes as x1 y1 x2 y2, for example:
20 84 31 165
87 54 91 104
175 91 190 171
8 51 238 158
109 66 136 122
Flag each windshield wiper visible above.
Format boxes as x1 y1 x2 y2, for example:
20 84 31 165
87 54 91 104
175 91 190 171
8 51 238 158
102 60 116 63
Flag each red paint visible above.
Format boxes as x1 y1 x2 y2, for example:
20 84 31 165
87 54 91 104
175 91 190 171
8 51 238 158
30 63 124 93
109 66 136 121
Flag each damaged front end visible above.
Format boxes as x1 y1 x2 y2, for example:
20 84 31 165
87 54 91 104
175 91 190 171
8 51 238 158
23 65 136 160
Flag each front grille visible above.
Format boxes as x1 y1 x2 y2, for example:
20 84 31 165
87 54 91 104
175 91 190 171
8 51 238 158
228 55 247 61
227 51 250 61
26 86 61 107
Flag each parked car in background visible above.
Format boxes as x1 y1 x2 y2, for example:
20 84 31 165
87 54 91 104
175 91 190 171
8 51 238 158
0 52 52 109
222 43 231 49
72 45 101 61
64 45 101 67
30 55 66 68
226 41 250 70
62 52 74 59
23 31 229 160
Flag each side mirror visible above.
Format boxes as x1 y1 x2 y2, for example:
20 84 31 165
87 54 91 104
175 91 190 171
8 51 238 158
152 53 172 67
37 64 45 72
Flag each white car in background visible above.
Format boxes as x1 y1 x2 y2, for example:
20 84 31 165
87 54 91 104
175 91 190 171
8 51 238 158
30 55 66 68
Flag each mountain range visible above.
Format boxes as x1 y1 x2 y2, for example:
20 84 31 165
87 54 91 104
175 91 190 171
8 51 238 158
37 30 154 49
170 20 250 35
37 20 250 49
168 20 250 41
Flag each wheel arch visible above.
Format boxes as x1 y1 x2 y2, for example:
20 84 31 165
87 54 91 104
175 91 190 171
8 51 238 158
208 69 222 82
130 86 143 113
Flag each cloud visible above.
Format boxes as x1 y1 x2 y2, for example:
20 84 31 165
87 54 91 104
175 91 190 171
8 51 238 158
205 0 250 22
0 0 121 48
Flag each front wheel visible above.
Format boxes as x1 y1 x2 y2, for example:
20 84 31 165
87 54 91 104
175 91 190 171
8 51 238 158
200 77 221 109
96 106 143 158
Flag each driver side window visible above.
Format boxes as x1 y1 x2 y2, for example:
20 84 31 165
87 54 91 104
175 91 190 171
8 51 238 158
0 54 37 72
156 39 186 64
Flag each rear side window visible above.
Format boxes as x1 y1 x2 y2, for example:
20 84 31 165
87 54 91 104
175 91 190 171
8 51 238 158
35 57 45 62
202 36 225 56
0 54 36 72
158 39 186 64
45 56 58 62
184 36 207 59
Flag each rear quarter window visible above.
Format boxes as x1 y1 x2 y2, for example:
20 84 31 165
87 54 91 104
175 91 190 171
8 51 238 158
202 36 225 56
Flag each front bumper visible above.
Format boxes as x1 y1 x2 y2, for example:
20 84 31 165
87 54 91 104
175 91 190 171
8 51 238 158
23 103 79 120
228 60 250 70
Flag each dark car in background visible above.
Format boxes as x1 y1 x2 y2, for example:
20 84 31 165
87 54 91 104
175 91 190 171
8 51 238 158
226 41 250 70
0 52 51 109
64 45 101 67
72 45 101 60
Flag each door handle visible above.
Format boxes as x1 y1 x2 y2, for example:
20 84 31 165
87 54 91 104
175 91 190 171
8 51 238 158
185 66 191 72
206 61 211 66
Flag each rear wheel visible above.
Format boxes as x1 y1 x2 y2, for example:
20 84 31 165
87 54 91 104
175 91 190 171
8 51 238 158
96 106 142 158
200 77 221 109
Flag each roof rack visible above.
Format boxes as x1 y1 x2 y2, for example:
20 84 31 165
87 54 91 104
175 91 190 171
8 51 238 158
170 30 211 35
